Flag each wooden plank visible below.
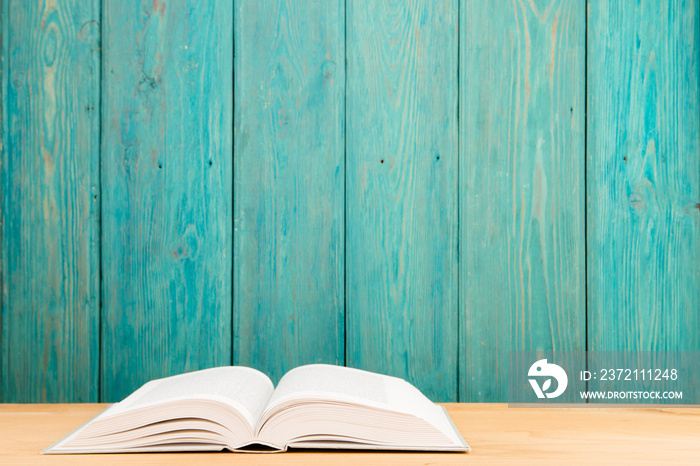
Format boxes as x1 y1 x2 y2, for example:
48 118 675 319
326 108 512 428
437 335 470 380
101 0 233 402
459 0 586 401
587 1 700 351
4 403 700 464
346 0 459 401
233 0 345 383
0 0 100 402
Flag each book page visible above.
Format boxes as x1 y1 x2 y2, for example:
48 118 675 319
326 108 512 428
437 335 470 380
266 364 389 408
102 367 274 429
262 364 463 445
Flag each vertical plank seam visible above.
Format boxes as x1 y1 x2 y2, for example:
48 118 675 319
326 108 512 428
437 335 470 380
343 0 348 368
456 0 461 403
584 0 589 401
234 2 236 365
97 0 105 403
0 0 6 402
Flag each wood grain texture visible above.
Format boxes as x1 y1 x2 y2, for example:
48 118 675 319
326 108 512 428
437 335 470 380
100 0 233 402
4 403 700 464
233 0 345 383
460 0 586 401
0 0 100 402
346 0 459 401
587 1 700 351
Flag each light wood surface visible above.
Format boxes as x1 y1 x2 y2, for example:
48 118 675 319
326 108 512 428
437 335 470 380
1 403 698 464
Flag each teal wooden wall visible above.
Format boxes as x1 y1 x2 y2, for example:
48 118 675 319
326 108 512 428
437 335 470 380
1 0 698 403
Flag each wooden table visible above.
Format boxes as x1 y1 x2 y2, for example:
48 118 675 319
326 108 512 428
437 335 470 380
1 403 698 464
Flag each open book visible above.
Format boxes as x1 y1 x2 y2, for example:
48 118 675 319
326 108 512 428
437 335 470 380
43 364 469 454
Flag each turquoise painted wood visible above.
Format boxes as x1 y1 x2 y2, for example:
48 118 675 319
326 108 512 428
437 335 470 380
346 0 459 401
233 0 345 383
459 0 586 401
100 0 233 402
0 0 100 402
587 1 700 352
1 0 699 404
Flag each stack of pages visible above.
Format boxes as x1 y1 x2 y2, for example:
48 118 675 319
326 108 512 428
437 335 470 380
44 364 470 454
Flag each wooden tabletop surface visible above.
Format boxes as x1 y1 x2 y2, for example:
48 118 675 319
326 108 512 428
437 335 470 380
1 403 698 465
